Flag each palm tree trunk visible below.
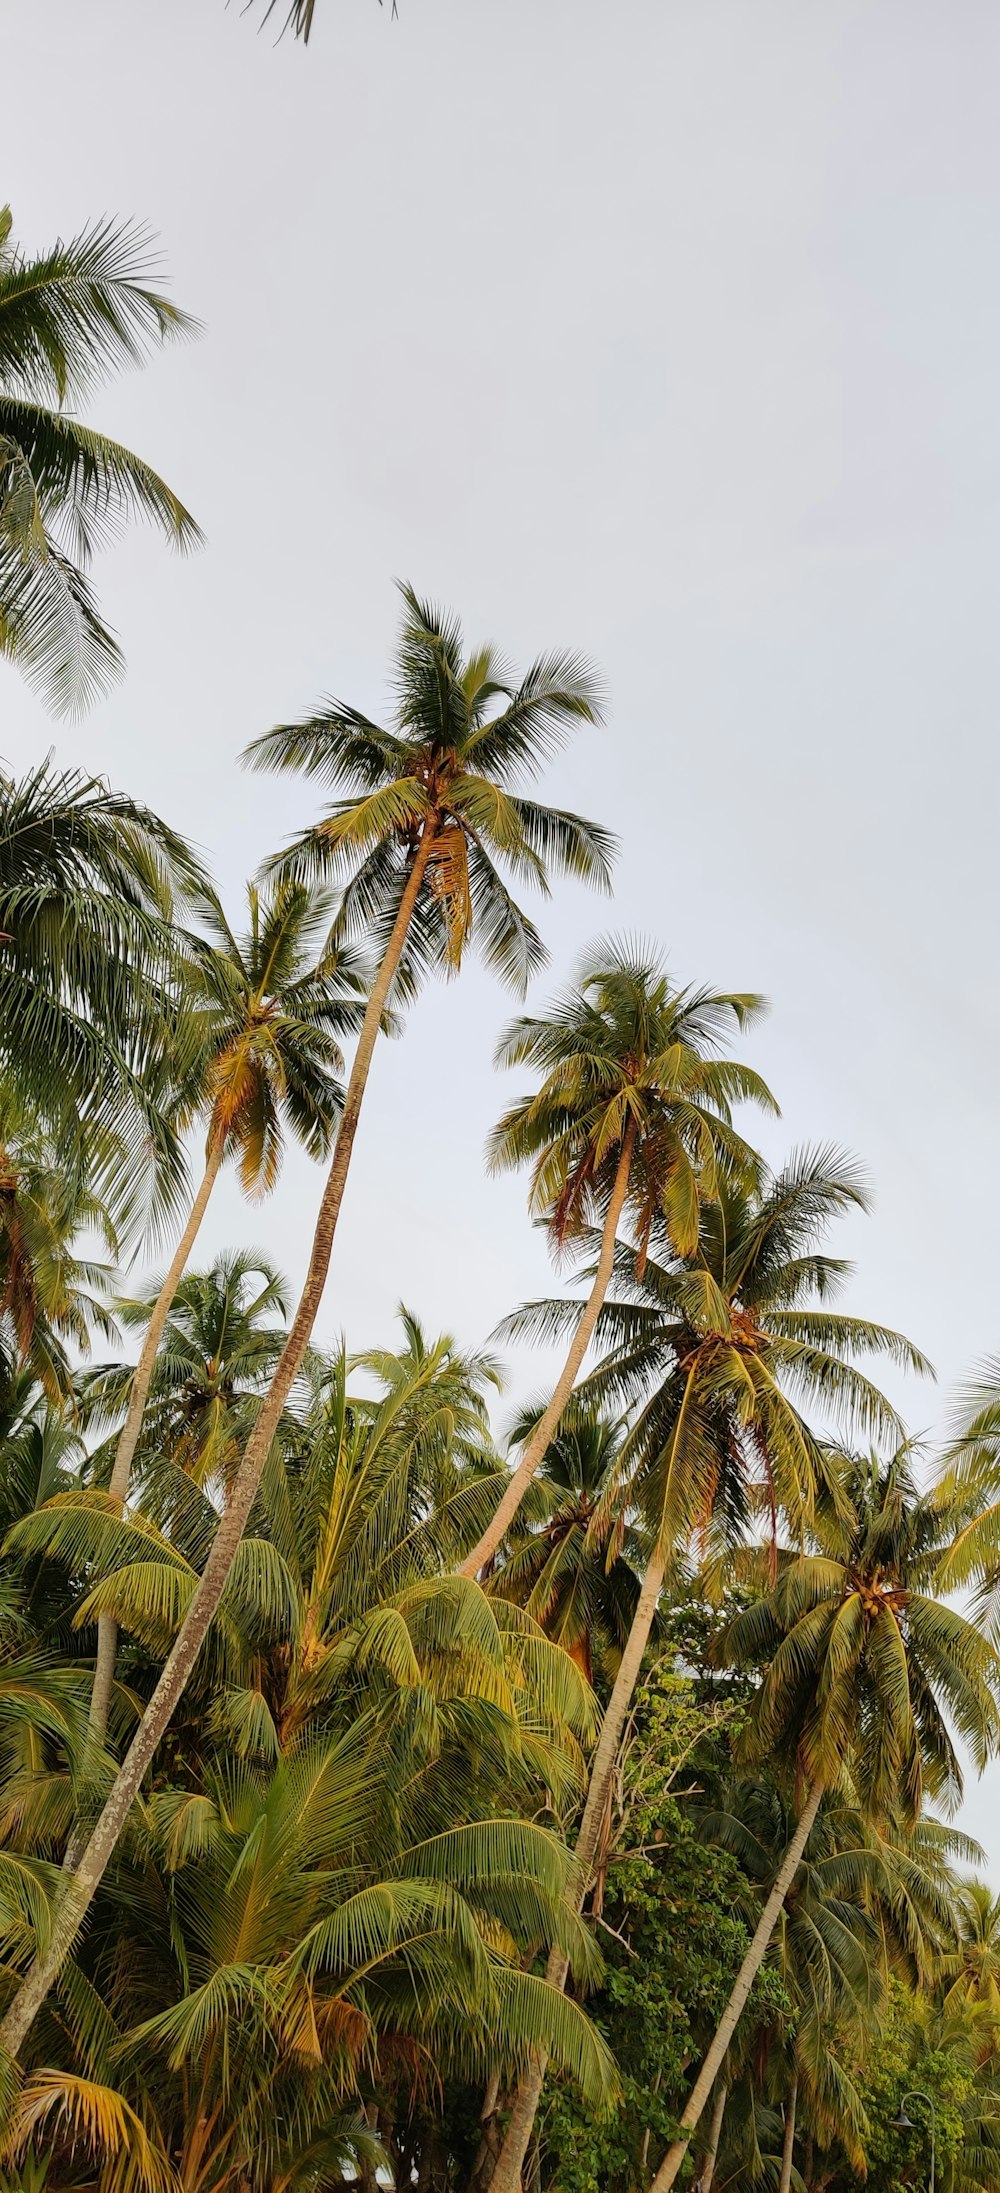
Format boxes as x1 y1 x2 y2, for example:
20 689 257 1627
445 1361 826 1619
469 2073 503 2193
647 1781 824 2193
486 1540 667 2193
85 1125 227 1748
778 2072 798 2193
0 828 438 2062
695 2077 727 2193
458 1121 636 1578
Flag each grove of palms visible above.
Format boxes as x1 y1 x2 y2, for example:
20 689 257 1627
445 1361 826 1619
0 400 996 2193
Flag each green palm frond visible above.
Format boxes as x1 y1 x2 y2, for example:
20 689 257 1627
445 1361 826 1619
0 209 200 709
0 760 206 1237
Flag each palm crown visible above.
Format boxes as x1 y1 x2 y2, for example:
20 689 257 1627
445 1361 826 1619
724 1446 1000 1827
938 1880 1000 2018
0 1093 119 1404
489 941 776 1262
0 758 206 1234
0 208 200 712
180 877 370 1192
492 1407 647 1683
931 1361 1000 1633
506 1145 930 1558
245 582 615 995
86 1251 294 1499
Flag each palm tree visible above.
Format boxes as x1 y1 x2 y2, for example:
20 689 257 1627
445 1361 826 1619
938 1882 1000 2022
24 1325 596 1837
0 1092 119 1405
693 1777 886 2189
2 1732 614 2191
2 1324 615 2185
487 1151 930 2193
9 1260 307 1743
646 1446 1000 2193
458 942 776 1577
0 585 615 2061
11 1305 514 1770
81 878 366 1744
0 205 200 712
0 757 205 1233
684 1767 983 2193
89 1250 294 1498
488 1405 647 1683
169 1311 560 1762
932 1361 1000 1631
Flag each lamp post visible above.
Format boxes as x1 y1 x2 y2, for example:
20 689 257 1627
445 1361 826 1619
892 2090 936 2193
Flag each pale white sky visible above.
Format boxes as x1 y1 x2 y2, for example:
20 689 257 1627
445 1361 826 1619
5 0 1000 1857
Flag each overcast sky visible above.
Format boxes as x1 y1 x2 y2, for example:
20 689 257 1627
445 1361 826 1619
5 0 1000 1857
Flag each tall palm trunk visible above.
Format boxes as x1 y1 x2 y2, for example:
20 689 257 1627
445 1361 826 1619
0 829 438 2061
487 1540 667 2193
647 1782 823 2193
696 2077 728 2193
86 1125 227 1746
778 2072 798 2193
459 1122 635 1578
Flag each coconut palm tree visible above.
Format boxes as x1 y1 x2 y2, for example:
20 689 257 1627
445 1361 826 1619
80 879 367 1744
89 1251 293 1496
102 875 366 1506
488 1405 647 1683
458 942 776 1577
692 1777 895 2190
0 205 199 713
0 586 615 2062
487 1152 930 2193
10 1304 583 1838
0 757 205 1235
1 1733 614 2190
267 1310 506 1673
646 1446 1000 2193
687 1752 982 2180
67 1252 298 1767
932 1361 1000 1633
2 1325 613 2184
126 1312 570 1768
938 1882 1000 2021
0 1092 119 1406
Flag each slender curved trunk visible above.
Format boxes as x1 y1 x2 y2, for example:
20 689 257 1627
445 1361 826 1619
647 1781 824 2193
695 2077 728 2193
85 1126 227 1750
459 1123 635 1579
778 2072 798 2193
486 1541 667 2193
0 830 437 2062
